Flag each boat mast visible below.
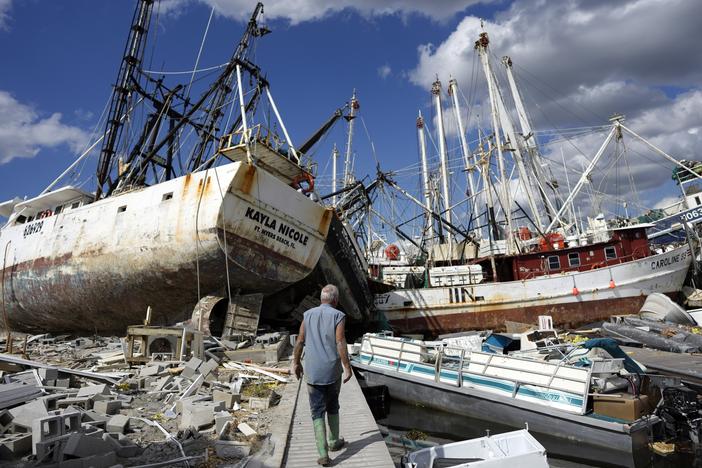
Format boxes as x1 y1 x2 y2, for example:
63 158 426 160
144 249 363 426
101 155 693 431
502 56 558 223
448 78 479 236
332 144 339 205
417 112 435 243
432 79 453 245
343 90 359 188
95 0 155 200
475 32 514 252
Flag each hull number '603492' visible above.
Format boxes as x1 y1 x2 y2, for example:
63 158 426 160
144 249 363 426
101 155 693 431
23 220 44 238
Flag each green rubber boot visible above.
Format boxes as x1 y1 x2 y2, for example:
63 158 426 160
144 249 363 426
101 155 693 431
327 413 345 451
313 418 331 465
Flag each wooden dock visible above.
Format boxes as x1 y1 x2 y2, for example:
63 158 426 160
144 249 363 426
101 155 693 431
282 375 394 467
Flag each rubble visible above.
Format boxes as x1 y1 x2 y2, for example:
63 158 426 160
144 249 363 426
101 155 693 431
0 327 293 466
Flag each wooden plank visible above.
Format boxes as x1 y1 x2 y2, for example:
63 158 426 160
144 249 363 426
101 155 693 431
283 375 394 467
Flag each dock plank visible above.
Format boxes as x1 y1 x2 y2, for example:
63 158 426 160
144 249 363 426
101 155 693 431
283 374 394 468
622 346 702 386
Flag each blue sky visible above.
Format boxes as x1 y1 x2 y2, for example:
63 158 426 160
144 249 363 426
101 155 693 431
1 0 701 234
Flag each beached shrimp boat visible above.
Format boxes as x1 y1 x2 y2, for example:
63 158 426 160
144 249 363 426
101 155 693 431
0 2 335 333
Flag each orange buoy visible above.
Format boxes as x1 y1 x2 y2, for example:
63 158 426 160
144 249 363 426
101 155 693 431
609 279 616 289
572 287 579 296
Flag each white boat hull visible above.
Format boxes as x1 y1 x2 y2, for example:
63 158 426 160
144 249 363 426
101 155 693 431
375 245 691 333
0 162 332 333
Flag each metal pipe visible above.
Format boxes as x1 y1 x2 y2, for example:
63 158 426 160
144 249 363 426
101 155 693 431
417 112 435 242
432 79 453 244
265 86 298 162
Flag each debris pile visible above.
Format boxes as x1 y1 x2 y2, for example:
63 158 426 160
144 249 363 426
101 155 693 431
0 329 292 467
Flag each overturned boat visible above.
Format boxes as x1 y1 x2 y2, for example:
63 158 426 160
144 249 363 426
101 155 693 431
0 2 342 333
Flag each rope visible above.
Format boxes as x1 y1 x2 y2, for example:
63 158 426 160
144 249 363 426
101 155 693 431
1 241 12 347
142 62 229 76
186 5 216 100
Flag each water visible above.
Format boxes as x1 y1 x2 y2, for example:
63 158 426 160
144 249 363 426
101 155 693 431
365 391 693 467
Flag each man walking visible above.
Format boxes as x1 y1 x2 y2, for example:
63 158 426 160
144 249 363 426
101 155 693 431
293 284 353 466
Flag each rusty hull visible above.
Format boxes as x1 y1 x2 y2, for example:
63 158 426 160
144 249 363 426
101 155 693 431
385 295 664 336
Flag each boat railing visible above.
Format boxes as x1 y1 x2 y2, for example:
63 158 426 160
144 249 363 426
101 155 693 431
361 334 592 412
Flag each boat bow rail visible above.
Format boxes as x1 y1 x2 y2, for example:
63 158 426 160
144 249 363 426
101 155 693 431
358 333 591 414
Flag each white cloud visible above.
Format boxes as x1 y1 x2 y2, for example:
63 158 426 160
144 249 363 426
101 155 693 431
0 91 90 164
378 64 392 79
0 0 12 30
408 0 702 218
188 0 484 24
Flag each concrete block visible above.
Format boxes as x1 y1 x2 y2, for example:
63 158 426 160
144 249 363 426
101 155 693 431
237 422 257 437
199 359 219 378
63 431 112 458
137 377 155 390
102 432 139 458
59 458 84 468
0 409 13 434
55 378 70 388
139 365 164 377
82 420 106 431
38 368 59 382
32 415 64 450
179 401 224 430
106 415 129 434
93 400 121 415
0 433 32 458
35 438 64 463
181 357 203 379
213 390 240 409
215 440 250 458
58 397 93 410
41 394 69 411
82 410 109 423
214 411 232 435
77 384 110 398
9 399 48 429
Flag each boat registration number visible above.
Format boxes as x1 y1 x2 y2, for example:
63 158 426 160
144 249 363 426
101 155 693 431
23 220 44 238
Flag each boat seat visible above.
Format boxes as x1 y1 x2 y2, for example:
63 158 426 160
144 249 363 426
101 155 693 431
433 457 484 468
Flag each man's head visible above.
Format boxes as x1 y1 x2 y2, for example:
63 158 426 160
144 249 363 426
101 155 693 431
320 284 339 307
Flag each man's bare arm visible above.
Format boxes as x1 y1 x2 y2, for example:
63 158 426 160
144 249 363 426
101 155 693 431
336 318 352 383
292 322 305 380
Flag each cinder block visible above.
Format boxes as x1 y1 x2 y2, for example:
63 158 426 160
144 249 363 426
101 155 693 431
102 432 139 458
63 431 113 458
55 378 70 388
82 410 109 423
0 433 32 458
179 401 223 430
57 397 93 410
181 357 203 379
139 365 164 377
9 399 48 429
213 390 240 409
214 411 232 435
137 377 155 390
38 368 59 382
76 384 110 398
32 415 64 449
106 414 129 434
152 375 174 392
93 400 121 415
198 359 219 379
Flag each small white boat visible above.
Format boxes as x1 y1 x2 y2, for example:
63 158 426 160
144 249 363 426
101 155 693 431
401 429 548 468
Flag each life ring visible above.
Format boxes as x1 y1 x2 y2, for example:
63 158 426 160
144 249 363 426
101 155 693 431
38 210 52 219
291 172 315 194
385 244 400 260
590 261 606 270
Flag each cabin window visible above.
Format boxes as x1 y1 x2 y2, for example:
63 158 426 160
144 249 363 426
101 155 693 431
605 246 617 260
547 256 560 270
16 215 26 224
71 202 80 209
117 205 127 213
696 196 701 206
162 192 173 201
568 252 580 267
27 216 34 222
54 205 63 215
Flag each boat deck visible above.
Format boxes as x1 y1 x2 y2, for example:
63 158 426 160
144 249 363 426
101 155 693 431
623 345 702 387
282 374 394 468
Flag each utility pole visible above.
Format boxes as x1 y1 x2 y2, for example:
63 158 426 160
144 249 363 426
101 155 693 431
432 79 453 245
